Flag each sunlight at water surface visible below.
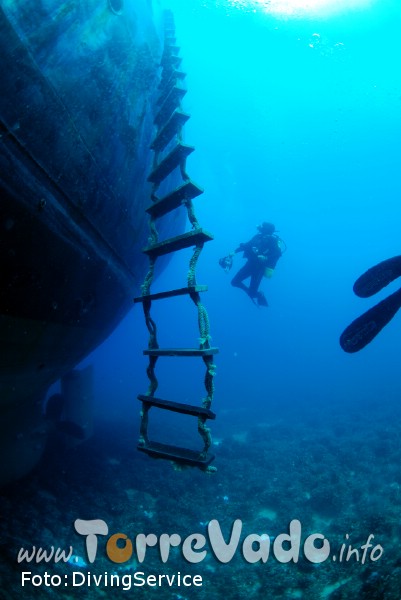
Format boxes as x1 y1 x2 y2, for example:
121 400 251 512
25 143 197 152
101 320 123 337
228 0 375 16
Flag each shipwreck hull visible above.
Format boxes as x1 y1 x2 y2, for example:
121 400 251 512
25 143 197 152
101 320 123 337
0 0 182 484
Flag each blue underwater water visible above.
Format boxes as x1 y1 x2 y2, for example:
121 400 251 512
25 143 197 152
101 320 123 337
89 0 401 431
2 1 401 598
92 0 401 422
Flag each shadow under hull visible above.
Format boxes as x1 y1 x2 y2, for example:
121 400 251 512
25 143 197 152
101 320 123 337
0 0 183 484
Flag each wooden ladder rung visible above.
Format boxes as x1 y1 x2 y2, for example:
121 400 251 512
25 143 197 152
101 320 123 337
161 59 183 81
158 69 186 91
163 44 180 53
137 395 216 419
147 143 194 185
151 110 190 152
134 285 207 303
143 347 219 357
146 180 203 218
161 49 181 68
138 441 215 468
142 228 213 257
154 86 186 128
162 44 180 60
156 76 183 107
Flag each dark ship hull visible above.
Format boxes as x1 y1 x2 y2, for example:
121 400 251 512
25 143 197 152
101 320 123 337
0 0 180 484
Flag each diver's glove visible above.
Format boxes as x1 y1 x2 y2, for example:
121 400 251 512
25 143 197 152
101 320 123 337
218 253 234 272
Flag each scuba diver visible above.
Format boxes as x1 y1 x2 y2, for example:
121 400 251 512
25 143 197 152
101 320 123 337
219 222 285 307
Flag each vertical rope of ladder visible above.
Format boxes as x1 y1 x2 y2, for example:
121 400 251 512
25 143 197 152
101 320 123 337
139 204 159 447
188 244 215 459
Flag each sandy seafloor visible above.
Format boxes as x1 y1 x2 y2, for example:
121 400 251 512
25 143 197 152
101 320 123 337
1 398 401 600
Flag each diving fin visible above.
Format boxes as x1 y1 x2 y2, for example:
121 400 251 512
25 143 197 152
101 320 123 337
340 287 401 353
353 255 401 298
247 291 268 307
257 291 268 307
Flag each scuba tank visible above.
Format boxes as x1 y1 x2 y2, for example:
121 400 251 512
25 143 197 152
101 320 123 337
263 235 287 278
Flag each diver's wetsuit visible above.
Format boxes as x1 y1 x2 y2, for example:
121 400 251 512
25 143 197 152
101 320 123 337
231 233 282 300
